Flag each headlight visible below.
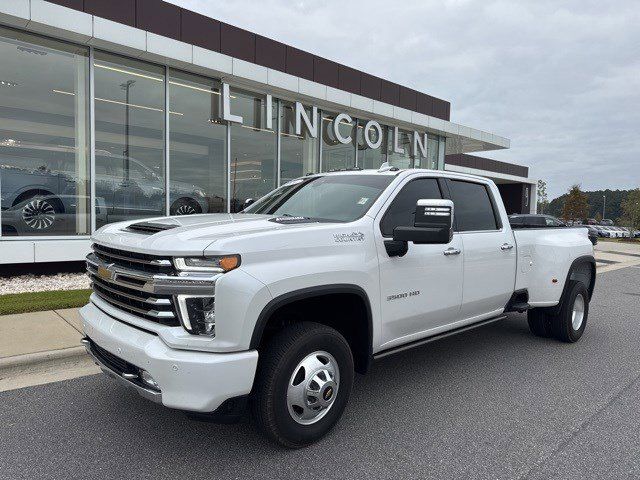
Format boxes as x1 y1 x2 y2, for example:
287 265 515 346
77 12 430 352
174 255 240 273
176 295 216 336
194 189 206 198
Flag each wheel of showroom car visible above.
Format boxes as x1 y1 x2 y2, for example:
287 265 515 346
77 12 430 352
527 308 553 338
548 280 589 343
252 322 354 448
21 197 60 231
170 198 202 216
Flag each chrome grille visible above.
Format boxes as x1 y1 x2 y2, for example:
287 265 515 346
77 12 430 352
92 243 173 274
87 246 180 326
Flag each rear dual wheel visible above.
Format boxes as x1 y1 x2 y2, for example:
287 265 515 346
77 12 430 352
527 280 589 342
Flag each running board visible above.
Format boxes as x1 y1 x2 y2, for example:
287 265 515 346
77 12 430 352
373 315 507 360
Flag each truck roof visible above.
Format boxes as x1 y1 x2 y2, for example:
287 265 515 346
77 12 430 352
311 167 494 184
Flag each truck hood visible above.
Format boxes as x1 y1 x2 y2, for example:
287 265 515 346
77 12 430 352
92 214 328 256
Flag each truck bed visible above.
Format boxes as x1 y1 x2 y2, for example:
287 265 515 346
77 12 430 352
513 227 594 307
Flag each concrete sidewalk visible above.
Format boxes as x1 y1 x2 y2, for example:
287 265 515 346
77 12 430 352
0 308 98 391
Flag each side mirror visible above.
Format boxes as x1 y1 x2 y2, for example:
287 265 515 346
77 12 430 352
242 198 255 210
393 199 454 245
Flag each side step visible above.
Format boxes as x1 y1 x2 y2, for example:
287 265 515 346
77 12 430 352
373 315 507 360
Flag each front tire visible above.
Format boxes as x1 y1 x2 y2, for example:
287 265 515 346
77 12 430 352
252 322 354 448
549 280 589 343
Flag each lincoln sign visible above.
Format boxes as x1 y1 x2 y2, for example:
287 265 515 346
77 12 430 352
219 82 431 158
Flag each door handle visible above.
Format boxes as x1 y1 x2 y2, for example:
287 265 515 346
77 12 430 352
443 247 461 256
500 243 514 251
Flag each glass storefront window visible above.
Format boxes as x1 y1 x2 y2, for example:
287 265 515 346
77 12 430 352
0 29 89 237
280 101 318 183
412 133 439 169
357 121 387 170
321 112 355 171
93 52 165 228
229 88 277 213
168 70 226 215
386 128 414 169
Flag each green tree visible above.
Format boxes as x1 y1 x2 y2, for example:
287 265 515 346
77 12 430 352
594 211 602 223
562 184 589 221
620 188 640 230
537 179 549 214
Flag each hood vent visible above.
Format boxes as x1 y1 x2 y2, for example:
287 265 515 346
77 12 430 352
126 221 179 235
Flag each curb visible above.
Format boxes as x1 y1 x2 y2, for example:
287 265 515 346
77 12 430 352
0 346 88 373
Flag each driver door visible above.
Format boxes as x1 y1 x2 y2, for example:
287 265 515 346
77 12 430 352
374 176 463 349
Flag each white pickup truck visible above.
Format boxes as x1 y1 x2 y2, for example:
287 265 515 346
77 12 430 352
80 167 595 447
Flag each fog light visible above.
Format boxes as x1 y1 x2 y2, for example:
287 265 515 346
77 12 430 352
139 369 159 390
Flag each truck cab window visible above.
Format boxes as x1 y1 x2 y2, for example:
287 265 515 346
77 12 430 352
380 178 441 237
448 180 499 232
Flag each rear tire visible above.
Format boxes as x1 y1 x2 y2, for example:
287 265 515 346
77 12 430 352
548 280 589 343
252 322 354 448
527 308 553 338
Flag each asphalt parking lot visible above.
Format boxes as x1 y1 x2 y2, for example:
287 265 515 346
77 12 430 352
1 266 639 480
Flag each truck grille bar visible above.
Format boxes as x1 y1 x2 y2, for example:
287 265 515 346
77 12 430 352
86 245 219 327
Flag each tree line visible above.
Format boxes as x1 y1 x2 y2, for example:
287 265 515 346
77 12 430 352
537 180 640 228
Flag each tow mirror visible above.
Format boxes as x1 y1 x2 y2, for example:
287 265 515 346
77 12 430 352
392 199 454 245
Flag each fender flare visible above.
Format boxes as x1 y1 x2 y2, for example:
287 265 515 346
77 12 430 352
551 255 596 315
249 284 374 371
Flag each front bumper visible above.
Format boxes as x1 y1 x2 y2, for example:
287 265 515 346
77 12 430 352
79 303 258 413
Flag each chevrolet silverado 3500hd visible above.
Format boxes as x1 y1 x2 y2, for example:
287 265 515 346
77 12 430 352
80 167 595 447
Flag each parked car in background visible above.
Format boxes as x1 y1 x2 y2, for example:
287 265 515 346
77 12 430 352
1 144 214 235
508 214 566 228
600 219 614 226
586 218 598 225
594 226 610 238
509 214 597 245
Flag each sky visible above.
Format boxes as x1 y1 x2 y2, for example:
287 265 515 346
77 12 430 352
167 0 639 199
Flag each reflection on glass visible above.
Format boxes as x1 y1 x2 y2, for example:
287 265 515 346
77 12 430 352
357 121 387 170
386 128 414 169
280 101 318 183
321 112 355 171
94 52 165 228
412 133 439 169
0 29 89 236
229 89 277 213
169 70 226 215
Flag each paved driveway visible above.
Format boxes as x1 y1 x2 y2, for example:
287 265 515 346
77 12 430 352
1 266 639 479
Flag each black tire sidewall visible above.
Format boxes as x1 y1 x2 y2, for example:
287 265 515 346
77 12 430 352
270 329 354 447
555 281 589 342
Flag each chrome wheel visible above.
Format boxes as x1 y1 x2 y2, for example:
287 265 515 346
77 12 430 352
175 203 197 215
287 351 340 425
572 293 585 330
22 198 56 230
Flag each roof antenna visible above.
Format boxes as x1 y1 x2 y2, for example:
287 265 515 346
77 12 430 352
378 162 399 172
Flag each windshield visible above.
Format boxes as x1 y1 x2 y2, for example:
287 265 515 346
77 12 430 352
243 174 394 222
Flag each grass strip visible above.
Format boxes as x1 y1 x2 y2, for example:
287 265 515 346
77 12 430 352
0 289 92 316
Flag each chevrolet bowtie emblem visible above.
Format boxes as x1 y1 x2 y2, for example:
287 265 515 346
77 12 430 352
97 264 115 281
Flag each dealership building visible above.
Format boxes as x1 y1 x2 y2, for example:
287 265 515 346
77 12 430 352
0 0 535 265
